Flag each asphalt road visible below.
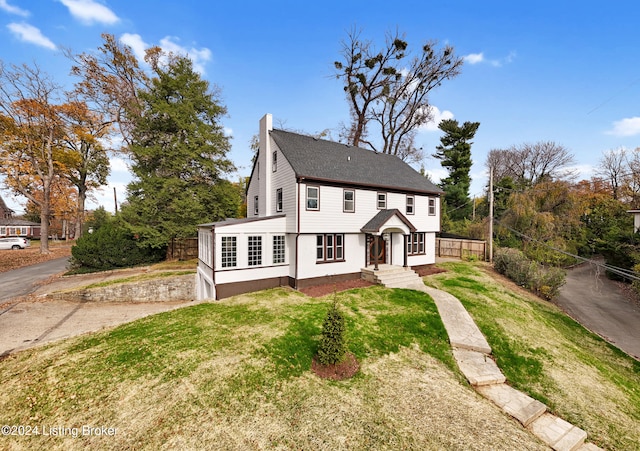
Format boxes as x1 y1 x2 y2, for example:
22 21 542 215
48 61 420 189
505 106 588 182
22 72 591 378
554 262 640 360
0 257 70 303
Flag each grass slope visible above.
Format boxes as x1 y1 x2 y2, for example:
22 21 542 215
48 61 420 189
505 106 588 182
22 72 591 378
426 262 640 450
0 285 547 450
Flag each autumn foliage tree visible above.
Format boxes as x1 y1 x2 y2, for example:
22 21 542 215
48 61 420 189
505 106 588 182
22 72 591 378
0 62 68 253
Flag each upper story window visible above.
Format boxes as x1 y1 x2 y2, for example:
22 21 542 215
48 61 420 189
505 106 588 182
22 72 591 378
254 196 259 216
221 236 237 267
344 189 355 213
428 198 436 216
406 195 414 215
272 151 277 172
306 186 319 210
248 236 262 266
377 192 387 209
276 188 283 212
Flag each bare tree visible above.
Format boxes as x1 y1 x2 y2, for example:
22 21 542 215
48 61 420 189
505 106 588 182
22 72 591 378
595 147 627 200
486 141 576 187
334 28 462 162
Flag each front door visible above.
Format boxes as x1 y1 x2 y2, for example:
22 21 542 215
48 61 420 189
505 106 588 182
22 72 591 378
369 235 386 265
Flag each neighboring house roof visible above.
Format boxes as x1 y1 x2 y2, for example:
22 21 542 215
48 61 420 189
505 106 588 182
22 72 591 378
0 195 15 217
270 129 444 195
0 218 40 227
361 209 417 234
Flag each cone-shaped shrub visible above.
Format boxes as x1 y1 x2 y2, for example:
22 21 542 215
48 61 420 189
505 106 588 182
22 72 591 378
317 301 347 365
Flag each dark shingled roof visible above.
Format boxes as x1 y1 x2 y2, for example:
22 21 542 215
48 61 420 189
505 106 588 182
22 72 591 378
361 209 416 234
198 214 286 228
0 218 40 226
270 129 444 195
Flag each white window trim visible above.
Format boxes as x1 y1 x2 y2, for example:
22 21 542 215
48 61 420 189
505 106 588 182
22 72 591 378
306 186 320 211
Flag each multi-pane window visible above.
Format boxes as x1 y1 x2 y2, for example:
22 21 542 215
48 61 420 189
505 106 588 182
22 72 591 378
406 195 414 215
344 189 355 212
316 234 345 262
307 186 319 210
254 196 259 215
276 188 283 212
428 198 436 216
221 236 237 267
377 192 387 209
272 151 277 172
408 232 425 255
248 236 262 266
273 235 285 264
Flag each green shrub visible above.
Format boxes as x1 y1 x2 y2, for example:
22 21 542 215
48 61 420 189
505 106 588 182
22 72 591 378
316 301 347 365
494 247 566 300
71 221 165 272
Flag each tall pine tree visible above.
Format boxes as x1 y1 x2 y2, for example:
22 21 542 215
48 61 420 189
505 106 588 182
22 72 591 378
433 119 480 222
122 56 240 248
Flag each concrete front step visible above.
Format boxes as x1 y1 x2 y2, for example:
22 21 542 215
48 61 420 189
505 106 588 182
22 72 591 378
452 348 506 386
361 266 423 288
528 413 587 451
476 383 547 427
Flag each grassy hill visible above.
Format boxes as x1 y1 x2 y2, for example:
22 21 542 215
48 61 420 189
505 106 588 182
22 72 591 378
0 261 638 450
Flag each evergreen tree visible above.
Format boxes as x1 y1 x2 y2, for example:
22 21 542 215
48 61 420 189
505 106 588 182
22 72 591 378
121 56 239 248
433 119 479 221
317 301 347 365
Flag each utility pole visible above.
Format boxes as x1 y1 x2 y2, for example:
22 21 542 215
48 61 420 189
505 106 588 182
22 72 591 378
113 187 118 214
488 166 494 263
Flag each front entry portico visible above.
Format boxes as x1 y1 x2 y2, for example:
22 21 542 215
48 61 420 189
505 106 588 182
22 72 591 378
361 209 416 271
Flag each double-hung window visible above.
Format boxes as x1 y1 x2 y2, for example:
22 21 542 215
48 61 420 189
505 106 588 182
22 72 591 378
377 192 387 209
344 189 355 212
406 195 414 215
254 196 259 215
272 151 277 172
408 232 425 255
307 186 319 210
316 234 344 262
428 198 436 216
276 188 283 212
248 236 262 266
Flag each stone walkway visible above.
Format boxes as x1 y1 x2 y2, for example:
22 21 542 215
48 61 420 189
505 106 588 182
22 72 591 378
405 282 602 450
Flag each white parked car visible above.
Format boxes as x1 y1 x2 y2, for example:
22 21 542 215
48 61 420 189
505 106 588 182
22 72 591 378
0 237 30 250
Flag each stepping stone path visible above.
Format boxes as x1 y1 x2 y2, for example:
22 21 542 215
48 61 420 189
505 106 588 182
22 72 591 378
401 283 603 450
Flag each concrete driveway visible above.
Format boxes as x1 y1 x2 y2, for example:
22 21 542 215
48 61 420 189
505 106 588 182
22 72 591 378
0 265 198 357
554 262 640 360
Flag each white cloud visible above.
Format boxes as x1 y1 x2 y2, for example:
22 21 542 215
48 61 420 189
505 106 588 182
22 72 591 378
120 33 148 62
59 0 119 25
7 22 56 50
159 36 212 74
463 51 516 67
607 117 640 136
120 33 212 75
464 52 484 64
0 0 29 16
421 106 454 132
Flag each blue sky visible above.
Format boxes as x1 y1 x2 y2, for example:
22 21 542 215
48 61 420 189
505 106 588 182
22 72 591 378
1 0 640 214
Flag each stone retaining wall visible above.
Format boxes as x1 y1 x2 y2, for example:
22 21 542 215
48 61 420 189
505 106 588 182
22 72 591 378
47 274 195 303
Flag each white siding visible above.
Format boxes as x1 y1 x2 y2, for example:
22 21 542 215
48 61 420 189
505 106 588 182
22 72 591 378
198 228 213 268
407 232 437 266
296 233 365 279
271 145 298 232
298 183 440 234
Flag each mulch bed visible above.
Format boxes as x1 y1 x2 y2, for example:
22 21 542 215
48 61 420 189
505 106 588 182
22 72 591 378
311 352 360 380
300 279 374 298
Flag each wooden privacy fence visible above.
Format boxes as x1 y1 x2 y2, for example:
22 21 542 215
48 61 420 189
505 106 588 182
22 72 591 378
167 237 199 260
436 237 487 261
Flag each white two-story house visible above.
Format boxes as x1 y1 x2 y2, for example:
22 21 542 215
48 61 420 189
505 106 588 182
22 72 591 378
196 114 443 300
